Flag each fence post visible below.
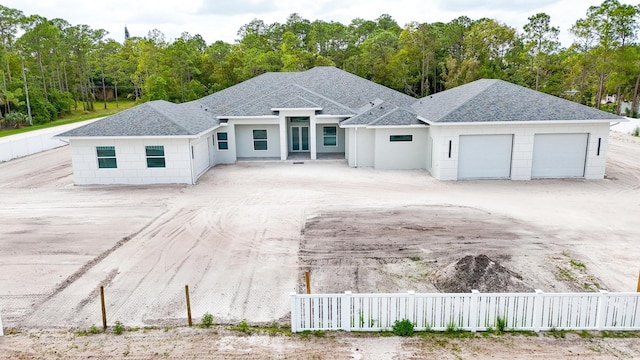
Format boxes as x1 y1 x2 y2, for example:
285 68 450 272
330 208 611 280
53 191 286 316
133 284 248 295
185 285 192 327
305 271 311 294
637 270 640 292
100 286 107 331
596 289 609 330
341 291 352 331
290 292 298 333
533 289 543 332
470 290 479 332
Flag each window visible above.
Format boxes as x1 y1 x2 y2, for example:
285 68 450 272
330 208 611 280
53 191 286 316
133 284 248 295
253 129 268 150
145 145 166 168
323 126 337 147
216 132 228 150
96 146 117 168
390 135 413 142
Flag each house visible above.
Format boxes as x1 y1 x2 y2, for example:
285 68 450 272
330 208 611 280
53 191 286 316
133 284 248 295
56 67 622 185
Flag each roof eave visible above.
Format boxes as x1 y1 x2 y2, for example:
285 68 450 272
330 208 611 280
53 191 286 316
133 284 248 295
57 134 204 140
271 107 323 111
427 119 621 126
217 115 279 120
365 124 429 129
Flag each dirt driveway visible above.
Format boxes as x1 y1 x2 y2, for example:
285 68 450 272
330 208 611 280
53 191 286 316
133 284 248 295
1 132 639 333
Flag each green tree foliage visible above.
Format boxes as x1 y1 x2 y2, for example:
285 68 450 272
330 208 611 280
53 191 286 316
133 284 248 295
1 0 640 128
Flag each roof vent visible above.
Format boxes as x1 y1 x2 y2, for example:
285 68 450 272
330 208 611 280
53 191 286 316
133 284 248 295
205 108 208 111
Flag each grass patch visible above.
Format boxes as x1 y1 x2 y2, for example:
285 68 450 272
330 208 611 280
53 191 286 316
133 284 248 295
600 330 640 338
548 327 566 338
570 259 586 269
0 100 136 137
408 256 421 261
75 324 103 336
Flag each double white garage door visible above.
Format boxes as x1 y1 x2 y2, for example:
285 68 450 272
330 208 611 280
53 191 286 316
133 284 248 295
458 133 588 179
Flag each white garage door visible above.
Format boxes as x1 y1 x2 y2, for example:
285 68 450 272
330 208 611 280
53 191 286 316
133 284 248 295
532 133 588 178
193 139 210 176
458 134 513 179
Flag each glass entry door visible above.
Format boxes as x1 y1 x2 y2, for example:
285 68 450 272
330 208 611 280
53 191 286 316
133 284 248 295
291 126 309 151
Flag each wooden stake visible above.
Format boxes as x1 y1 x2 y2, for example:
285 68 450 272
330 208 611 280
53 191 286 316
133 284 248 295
100 286 107 331
637 271 640 293
305 271 311 294
185 285 192 326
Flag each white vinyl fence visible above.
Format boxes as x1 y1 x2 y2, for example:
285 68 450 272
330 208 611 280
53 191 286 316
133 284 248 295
290 290 640 333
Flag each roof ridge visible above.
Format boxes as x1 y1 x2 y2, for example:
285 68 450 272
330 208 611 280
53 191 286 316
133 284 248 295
367 106 402 126
291 84 356 114
147 100 194 135
276 95 322 108
430 79 499 119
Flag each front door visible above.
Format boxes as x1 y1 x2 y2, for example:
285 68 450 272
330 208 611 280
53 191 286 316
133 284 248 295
291 126 309 152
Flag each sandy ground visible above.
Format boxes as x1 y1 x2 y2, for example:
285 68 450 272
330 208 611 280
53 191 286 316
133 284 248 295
1 130 640 357
1 327 639 359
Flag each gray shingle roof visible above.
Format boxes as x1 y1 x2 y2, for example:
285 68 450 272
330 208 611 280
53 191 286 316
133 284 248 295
273 96 322 109
200 67 415 120
60 70 619 138
58 100 219 137
412 79 623 123
341 103 421 126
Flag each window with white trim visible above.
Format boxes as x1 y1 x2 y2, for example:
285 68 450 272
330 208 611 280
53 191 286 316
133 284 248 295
253 129 268 150
145 145 166 168
323 126 337 147
216 132 228 150
96 146 117 168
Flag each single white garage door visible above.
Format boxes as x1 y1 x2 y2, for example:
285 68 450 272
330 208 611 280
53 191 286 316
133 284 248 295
193 139 210 176
458 134 513 179
531 133 588 178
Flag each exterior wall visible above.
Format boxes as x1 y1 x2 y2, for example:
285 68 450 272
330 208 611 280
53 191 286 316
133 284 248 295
346 127 375 167
212 126 236 164
315 124 345 153
373 127 429 170
235 124 281 158
189 133 213 181
69 138 192 185
429 122 611 180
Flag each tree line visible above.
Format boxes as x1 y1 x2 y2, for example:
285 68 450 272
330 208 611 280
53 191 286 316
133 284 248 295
1 0 639 128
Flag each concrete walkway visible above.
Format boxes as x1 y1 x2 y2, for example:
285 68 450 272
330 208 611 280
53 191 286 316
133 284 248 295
0 118 101 163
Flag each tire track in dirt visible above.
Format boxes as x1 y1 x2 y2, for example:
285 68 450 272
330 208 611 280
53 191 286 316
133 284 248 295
36 208 171 306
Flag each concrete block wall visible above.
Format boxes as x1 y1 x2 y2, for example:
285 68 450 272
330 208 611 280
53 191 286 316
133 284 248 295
429 122 611 181
70 138 192 185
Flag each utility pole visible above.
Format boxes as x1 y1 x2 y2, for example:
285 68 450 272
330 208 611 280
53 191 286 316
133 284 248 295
21 55 33 126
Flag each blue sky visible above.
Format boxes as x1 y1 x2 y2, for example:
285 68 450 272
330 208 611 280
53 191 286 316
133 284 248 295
2 0 636 46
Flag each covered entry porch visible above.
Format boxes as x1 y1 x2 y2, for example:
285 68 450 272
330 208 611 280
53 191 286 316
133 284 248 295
281 115 346 161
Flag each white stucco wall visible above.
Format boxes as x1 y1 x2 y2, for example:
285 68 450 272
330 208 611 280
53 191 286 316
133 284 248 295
429 122 611 180
345 127 375 167
373 127 429 170
315 124 345 153
69 138 193 185
212 126 236 165
235 124 281 158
